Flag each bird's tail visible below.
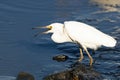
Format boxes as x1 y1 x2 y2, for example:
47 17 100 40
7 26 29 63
102 35 117 47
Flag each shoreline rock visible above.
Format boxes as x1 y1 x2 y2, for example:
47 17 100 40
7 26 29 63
52 54 68 62
44 63 102 80
16 72 34 80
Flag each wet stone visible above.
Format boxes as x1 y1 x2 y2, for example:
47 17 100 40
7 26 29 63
44 63 102 80
52 54 68 62
16 72 35 80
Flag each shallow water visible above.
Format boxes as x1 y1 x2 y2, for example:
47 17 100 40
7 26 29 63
0 0 120 80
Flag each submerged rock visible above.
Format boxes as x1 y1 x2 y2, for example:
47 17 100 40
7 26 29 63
44 63 102 80
16 72 34 80
52 54 68 62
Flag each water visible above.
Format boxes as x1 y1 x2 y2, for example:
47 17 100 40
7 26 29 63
0 0 120 80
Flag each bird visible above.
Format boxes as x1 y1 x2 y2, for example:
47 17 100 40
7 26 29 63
33 21 117 66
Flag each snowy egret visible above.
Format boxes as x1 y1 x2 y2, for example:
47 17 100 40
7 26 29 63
34 21 117 66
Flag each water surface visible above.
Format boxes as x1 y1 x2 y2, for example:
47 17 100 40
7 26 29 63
0 0 120 80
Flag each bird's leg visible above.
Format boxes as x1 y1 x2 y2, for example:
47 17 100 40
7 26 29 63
84 47 93 66
78 48 84 62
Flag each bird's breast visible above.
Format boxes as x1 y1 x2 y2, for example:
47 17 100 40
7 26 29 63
51 33 72 43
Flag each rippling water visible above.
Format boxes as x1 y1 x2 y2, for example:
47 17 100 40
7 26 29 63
0 0 120 80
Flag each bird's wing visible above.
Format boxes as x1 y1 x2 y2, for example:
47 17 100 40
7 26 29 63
64 21 116 49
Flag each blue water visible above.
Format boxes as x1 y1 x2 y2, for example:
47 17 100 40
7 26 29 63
0 0 120 80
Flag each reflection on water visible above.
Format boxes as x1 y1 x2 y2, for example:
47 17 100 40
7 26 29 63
0 76 15 80
90 0 120 13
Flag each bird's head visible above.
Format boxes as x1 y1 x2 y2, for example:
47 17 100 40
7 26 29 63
32 23 63 36
43 23 63 34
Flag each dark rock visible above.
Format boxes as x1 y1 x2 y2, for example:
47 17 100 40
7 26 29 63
52 54 68 62
44 64 102 80
16 72 35 80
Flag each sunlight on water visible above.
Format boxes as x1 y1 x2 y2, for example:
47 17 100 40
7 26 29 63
90 0 120 13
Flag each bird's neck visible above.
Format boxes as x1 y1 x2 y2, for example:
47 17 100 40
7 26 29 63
51 29 72 43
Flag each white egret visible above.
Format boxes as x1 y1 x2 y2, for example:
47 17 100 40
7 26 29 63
34 21 117 66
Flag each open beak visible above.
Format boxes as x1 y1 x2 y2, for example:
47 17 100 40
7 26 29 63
32 26 52 37
42 26 52 34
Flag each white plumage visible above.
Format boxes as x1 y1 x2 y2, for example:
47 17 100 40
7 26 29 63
36 21 117 66
64 21 116 50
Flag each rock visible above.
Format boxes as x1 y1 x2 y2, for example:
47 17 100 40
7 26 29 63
52 54 68 62
16 72 34 80
44 63 102 80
